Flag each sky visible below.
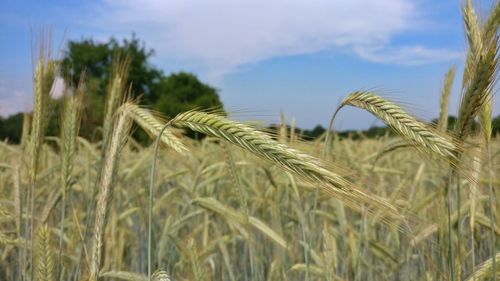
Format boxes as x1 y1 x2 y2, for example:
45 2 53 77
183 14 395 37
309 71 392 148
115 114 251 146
0 0 499 130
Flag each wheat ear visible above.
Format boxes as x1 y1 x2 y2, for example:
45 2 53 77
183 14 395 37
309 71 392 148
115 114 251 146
35 225 54 281
465 251 500 281
152 270 172 281
89 104 132 281
102 55 130 149
333 92 458 160
57 80 84 279
125 103 187 153
29 56 56 280
455 1 498 140
462 0 483 88
481 0 500 47
439 66 456 132
171 110 401 218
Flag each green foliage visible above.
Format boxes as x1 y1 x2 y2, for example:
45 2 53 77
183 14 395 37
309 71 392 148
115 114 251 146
62 35 160 101
302 125 326 139
493 115 500 136
0 113 23 143
62 36 224 141
152 72 223 118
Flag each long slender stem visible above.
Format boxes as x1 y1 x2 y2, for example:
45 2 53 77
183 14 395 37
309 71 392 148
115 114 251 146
447 171 456 281
486 142 496 280
148 120 174 281
57 195 66 281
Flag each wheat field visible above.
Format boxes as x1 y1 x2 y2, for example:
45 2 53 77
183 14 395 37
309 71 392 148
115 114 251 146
1 1 500 280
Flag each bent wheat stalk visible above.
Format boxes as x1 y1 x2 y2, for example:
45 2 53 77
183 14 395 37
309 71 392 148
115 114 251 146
332 91 458 161
465 251 500 281
126 103 187 154
171 110 401 218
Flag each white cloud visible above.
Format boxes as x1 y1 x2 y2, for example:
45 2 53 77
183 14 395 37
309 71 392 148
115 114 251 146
78 0 456 77
0 90 30 116
354 45 464 65
0 77 32 117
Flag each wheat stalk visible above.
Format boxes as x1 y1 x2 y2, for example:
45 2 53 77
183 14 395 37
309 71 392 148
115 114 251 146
152 270 172 281
29 55 56 280
188 238 205 281
439 66 456 132
455 0 498 140
126 103 187 154
465 251 500 281
462 0 483 88
171 110 401 218
100 271 147 281
333 91 458 160
60 84 84 196
481 0 500 47
89 104 132 281
102 56 130 149
35 225 54 281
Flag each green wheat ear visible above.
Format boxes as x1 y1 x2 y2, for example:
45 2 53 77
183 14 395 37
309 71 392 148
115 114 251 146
35 225 54 281
152 270 172 281
126 102 188 154
171 110 402 220
438 66 456 132
332 91 459 161
456 0 499 141
102 55 131 148
89 103 133 281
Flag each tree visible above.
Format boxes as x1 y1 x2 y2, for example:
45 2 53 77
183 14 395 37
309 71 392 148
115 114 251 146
152 72 223 118
62 35 160 101
0 113 23 143
60 35 223 141
493 115 500 135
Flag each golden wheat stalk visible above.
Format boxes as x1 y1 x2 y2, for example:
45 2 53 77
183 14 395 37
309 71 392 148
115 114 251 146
481 0 500 46
125 103 187 153
193 197 287 248
188 238 205 281
462 0 483 87
102 56 130 148
172 110 401 218
29 54 56 280
100 270 170 281
455 1 499 140
100 271 147 281
478 94 493 142
60 85 84 195
20 112 31 150
333 92 458 160
152 270 172 281
465 251 500 281
89 104 133 281
439 66 456 132
35 225 54 281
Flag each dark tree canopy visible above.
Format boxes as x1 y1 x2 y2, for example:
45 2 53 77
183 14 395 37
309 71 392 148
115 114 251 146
59 35 224 140
62 35 161 103
0 113 23 143
153 72 223 118
61 35 224 114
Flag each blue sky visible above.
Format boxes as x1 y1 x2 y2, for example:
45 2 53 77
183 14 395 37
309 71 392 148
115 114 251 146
0 0 498 130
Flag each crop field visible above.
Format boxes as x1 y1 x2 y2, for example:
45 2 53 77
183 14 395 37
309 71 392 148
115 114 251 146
1 1 500 281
